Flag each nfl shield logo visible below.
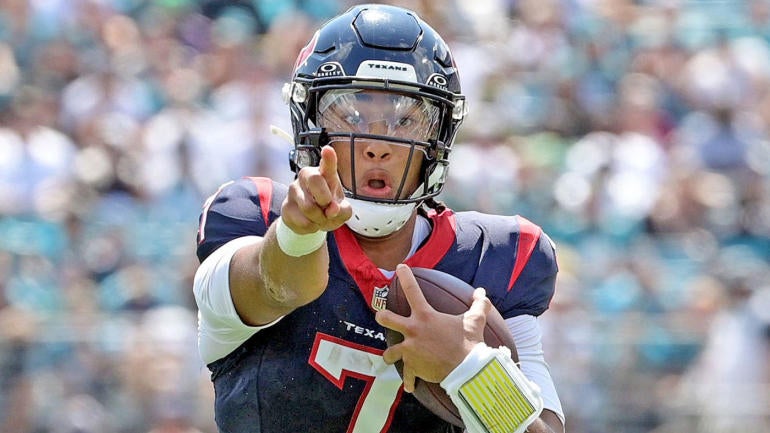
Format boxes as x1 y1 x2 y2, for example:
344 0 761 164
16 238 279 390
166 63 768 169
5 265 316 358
372 286 389 311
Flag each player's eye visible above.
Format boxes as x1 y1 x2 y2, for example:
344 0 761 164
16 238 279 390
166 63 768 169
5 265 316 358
344 112 363 126
396 116 416 129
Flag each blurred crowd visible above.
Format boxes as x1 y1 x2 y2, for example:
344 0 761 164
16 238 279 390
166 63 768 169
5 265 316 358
0 0 768 432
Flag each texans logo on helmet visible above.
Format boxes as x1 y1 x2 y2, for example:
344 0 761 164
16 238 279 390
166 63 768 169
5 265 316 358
294 30 319 71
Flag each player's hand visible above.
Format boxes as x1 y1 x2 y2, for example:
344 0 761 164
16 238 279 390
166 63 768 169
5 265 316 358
282 145 353 233
376 264 491 392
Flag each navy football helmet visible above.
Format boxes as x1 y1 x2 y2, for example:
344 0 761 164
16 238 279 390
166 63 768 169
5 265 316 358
284 4 467 208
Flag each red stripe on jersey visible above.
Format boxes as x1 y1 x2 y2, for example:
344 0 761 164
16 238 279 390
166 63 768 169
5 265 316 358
249 177 273 225
404 209 456 270
507 216 542 292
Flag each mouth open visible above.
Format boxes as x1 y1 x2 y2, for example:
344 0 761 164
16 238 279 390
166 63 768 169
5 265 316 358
357 171 394 198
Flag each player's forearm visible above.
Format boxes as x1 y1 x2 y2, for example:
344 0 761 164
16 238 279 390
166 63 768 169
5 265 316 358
227 221 329 326
259 219 330 307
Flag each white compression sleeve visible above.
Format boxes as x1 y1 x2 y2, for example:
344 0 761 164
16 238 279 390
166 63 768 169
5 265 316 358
505 315 564 424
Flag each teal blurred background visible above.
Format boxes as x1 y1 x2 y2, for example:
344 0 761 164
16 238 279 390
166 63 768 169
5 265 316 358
0 0 768 432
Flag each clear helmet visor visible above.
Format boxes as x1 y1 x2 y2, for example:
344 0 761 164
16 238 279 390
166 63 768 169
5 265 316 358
317 89 442 142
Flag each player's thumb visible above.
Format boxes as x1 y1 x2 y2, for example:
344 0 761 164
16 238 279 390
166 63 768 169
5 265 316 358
465 288 491 336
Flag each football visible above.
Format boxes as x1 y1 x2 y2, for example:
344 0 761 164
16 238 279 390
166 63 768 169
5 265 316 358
385 267 519 427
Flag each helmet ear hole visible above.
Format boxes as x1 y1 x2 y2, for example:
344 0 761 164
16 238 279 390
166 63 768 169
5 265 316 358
424 162 448 195
288 147 321 174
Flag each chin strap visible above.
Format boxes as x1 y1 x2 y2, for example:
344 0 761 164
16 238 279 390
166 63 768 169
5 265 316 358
345 197 417 237
270 125 294 144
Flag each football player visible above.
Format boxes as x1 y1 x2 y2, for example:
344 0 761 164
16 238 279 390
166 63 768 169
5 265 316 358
194 4 564 433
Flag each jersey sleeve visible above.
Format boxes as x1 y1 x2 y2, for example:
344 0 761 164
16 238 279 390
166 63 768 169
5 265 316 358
196 177 287 263
194 235 285 364
463 214 557 319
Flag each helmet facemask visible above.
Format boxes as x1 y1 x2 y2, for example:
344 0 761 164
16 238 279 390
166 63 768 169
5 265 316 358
317 89 443 204
288 79 458 204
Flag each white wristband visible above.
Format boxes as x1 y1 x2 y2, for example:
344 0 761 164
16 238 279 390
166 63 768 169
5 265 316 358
275 217 326 257
441 343 543 433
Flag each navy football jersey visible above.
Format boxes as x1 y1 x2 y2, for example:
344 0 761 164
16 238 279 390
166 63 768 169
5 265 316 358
196 177 558 433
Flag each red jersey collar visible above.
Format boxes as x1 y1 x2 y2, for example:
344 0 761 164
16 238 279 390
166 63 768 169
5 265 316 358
334 209 457 312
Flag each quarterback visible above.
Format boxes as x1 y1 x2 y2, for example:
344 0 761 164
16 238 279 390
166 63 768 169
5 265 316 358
194 4 564 433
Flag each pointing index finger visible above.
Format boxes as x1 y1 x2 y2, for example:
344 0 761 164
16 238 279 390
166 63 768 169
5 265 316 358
318 145 347 218
318 145 340 187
